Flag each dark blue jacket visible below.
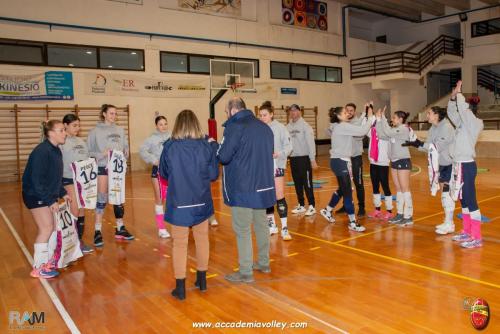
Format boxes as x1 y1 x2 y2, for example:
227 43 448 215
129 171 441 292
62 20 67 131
217 109 276 209
22 140 66 206
159 138 219 227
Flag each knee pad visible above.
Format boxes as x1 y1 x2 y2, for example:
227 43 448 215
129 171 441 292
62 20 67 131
266 206 275 215
442 183 450 192
277 198 288 218
113 204 125 219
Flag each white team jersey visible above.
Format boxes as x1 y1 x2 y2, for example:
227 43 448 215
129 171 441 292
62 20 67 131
427 143 440 196
53 203 83 268
107 150 127 205
71 158 98 209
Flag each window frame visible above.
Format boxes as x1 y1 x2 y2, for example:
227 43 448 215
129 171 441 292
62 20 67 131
0 38 145 71
471 17 500 38
160 51 260 78
270 61 342 83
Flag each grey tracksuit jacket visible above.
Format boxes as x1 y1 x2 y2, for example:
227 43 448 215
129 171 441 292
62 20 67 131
139 131 171 165
269 120 293 169
376 118 412 161
447 93 484 162
330 116 374 159
287 117 316 161
419 119 455 166
87 122 129 167
61 136 90 179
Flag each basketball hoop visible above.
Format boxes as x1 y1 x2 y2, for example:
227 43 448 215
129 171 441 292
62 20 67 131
230 82 246 92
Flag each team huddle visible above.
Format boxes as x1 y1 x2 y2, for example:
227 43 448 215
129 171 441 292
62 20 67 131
22 81 484 299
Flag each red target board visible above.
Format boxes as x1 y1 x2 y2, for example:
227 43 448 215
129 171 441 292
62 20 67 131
282 0 327 31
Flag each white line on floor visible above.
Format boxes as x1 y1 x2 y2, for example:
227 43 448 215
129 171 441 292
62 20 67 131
0 208 80 334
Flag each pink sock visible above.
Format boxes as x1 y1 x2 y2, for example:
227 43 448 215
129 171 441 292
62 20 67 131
156 214 165 229
471 219 482 240
462 213 471 235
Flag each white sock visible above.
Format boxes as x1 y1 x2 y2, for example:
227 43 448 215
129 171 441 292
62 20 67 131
384 195 393 211
373 194 382 208
403 192 413 218
326 205 333 212
348 214 356 222
155 204 163 215
47 231 57 260
95 222 102 231
33 243 49 269
280 217 288 229
441 192 455 224
116 219 124 229
396 192 404 214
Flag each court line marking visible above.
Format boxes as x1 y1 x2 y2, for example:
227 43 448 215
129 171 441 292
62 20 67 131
334 194 500 244
0 208 81 334
288 195 500 289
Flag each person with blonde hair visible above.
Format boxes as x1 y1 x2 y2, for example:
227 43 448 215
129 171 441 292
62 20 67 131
159 109 219 300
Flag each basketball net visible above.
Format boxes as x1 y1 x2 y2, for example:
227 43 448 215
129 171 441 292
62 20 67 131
230 82 245 93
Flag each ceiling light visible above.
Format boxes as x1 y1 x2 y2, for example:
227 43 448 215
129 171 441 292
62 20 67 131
68 63 74 67
86 51 93 54
107 65 113 68
131 51 137 55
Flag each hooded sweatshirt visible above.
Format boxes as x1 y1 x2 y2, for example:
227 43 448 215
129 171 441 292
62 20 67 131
139 130 171 165
447 93 484 162
350 113 367 157
419 119 455 166
269 120 293 169
61 136 90 178
87 122 129 167
287 117 316 161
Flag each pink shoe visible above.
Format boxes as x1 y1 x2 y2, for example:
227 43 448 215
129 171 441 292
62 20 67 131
379 211 393 221
30 264 59 278
368 210 383 219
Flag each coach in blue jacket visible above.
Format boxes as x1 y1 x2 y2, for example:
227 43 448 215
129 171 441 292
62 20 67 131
218 97 276 283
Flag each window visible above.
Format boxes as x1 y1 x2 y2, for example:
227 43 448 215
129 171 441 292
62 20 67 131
189 55 211 73
326 67 342 82
0 42 44 65
161 53 187 73
160 52 259 77
100 48 144 70
309 66 325 81
47 45 97 68
0 38 145 71
472 17 500 38
271 61 342 83
292 64 308 80
271 62 291 79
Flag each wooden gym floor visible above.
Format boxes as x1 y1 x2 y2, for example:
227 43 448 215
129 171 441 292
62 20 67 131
0 152 499 333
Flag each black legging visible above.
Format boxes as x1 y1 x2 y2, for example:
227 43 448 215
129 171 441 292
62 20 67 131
290 156 315 207
370 164 391 196
328 159 355 214
351 155 365 209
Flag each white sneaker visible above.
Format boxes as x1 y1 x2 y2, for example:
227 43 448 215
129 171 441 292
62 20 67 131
268 216 278 235
435 223 455 235
320 208 335 223
304 205 316 216
281 227 292 241
435 221 447 230
210 218 219 226
291 205 306 214
158 229 170 238
348 221 366 232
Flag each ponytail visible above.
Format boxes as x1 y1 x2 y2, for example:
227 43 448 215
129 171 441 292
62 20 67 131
394 110 410 124
329 106 343 123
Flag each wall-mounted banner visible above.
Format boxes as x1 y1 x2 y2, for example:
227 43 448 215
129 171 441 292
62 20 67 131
0 71 74 100
107 0 143 4
85 73 208 98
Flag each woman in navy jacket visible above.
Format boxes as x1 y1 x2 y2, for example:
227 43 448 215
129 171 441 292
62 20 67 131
159 109 219 300
22 120 70 279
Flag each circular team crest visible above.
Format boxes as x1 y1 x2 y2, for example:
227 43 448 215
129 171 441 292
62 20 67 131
294 0 306 11
282 8 294 25
470 298 490 330
318 16 327 30
294 11 307 26
282 0 293 9
307 14 317 29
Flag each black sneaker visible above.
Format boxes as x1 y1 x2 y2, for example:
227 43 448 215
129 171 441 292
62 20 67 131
115 226 135 240
94 231 104 247
335 206 346 214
